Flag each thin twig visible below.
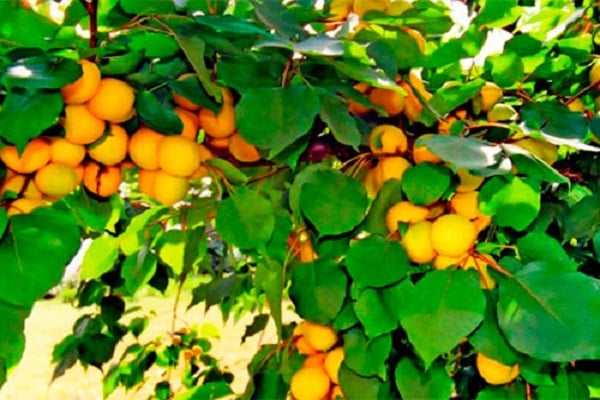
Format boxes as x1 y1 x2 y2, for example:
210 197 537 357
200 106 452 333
79 0 99 48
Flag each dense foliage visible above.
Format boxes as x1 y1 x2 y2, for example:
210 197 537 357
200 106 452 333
1 0 600 398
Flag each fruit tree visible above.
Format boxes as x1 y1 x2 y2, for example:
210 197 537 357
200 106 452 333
1 0 600 398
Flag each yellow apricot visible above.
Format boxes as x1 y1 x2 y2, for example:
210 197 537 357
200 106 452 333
376 156 412 183
433 254 464 270
324 347 345 385
290 367 331 400
413 135 442 164
7 198 49 216
330 385 345 400
402 220 437 264
590 60 600 86
48 137 86 167
455 168 484 193
369 125 408 155
174 107 200 140
369 88 406 117
427 203 446 220
402 27 426 53
88 124 129 166
152 170 189 206
326 0 353 21
513 138 558 165
137 168 158 198
87 78 136 123
207 136 231 149
385 201 429 233
301 321 338 352
198 87 236 138
157 135 201 177
353 0 390 18
82 162 121 197
399 81 422 122
229 133 261 162
63 105 106 145
61 59 102 104
567 98 585 113
303 353 327 369
0 138 50 174
34 163 79 198
73 164 84 184
476 353 520 385
479 82 503 112
450 191 482 220
431 214 477 257
172 73 201 111
296 336 319 356
347 82 372 116
128 126 165 170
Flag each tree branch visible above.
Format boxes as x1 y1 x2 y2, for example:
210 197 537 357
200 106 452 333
79 0 99 49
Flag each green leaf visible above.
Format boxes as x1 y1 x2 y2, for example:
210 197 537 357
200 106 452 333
0 90 62 149
164 25 221 101
119 207 169 256
345 235 411 288
195 15 267 35
0 4 60 49
362 179 404 235
563 193 600 239
174 382 233 400
216 187 275 250
119 0 175 15
486 52 524 87
60 189 121 233
332 301 359 332
516 232 577 272
343 328 391 379
474 0 521 28
399 270 486 368
251 0 305 38
417 135 504 171
521 101 588 140
136 90 183 135
498 267 600 361
536 368 589 400
353 283 406 338
206 158 248 184
339 363 389 400
168 75 219 112
420 80 485 126
295 36 344 56
365 3 452 35
318 91 361 149
122 248 157 295
479 176 540 231
401 163 452 206
129 31 179 58
394 358 454 400
2 56 81 90
242 314 269 344
0 208 80 307
157 230 186 275
99 51 144 76
478 383 526 400
0 302 29 379
80 235 120 281
256 257 284 338
299 170 368 236
501 143 569 184
288 164 329 224
329 60 399 90
289 258 348 324
0 209 7 238
235 85 321 155
470 293 521 366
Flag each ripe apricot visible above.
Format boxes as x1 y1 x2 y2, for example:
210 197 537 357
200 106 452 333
83 162 121 197
413 135 442 164
0 138 50 174
157 136 201 177
64 104 106 145
88 124 129 166
455 168 484 193
347 82 371 116
7 198 49 216
296 336 318 356
174 107 200 140
128 126 164 170
450 191 482 220
590 60 600 86
198 87 236 138
399 81 422 122
385 201 429 233
1 175 42 199
87 78 136 123
463 254 496 290
431 214 477 257
290 367 331 400
303 353 327 369
478 82 503 112
49 137 86 167
353 0 390 18
402 220 437 264
368 88 406 117
326 0 353 21
433 254 464 270
476 353 520 385
34 162 79 198
513 138 558 165
229 133 261 163
324 347 344 384
301 321 338 352
376 156 412 183
207 136 231 149
152 170 189 206
369 125 408 155
61 59 102 104
137 169 158 198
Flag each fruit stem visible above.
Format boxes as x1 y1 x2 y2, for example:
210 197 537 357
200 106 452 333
79 0 98 48
474 253 513 278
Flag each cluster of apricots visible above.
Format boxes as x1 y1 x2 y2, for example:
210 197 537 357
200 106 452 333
291 321 345 400
0 60 262 215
